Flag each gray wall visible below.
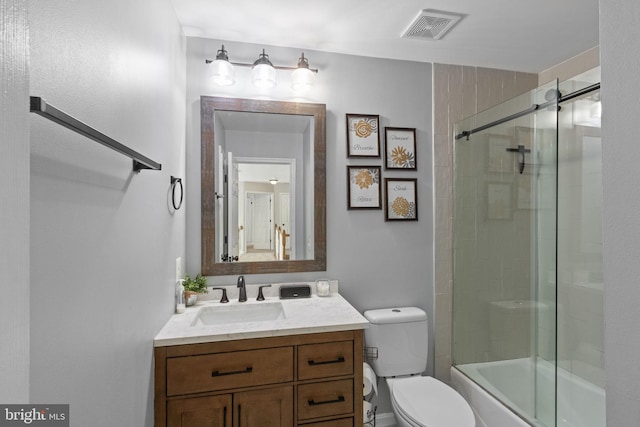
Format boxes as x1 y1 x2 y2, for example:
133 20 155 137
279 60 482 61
601 0 640 424
185 37 433 412
0 0 30 403
28 0 186 425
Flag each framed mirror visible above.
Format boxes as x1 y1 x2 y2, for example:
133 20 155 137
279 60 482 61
201 96 326 275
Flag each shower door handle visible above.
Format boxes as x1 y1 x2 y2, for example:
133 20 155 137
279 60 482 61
506 144 531 174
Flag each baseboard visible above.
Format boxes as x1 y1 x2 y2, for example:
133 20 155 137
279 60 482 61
373 412 396 427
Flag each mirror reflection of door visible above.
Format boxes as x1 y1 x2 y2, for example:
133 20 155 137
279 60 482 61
228 151 239 260
233 159 294 261
249 192 273 251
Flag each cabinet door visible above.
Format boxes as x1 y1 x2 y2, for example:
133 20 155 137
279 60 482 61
167 394 232 427
234 385 293 427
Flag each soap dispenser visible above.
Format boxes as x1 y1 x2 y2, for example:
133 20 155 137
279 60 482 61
176 279 186 314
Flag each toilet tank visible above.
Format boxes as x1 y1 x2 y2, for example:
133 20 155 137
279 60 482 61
363 307 428 377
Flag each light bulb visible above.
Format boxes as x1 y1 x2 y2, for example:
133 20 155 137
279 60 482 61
209 60 234 86
291 67 315 92
252 64 276 88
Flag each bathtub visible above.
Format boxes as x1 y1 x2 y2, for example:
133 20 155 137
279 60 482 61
451 358 605 427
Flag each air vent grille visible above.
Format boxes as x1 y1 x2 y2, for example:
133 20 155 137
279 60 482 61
402 10 463 41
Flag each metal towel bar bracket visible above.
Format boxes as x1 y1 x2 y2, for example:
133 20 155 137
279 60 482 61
29 96 162 173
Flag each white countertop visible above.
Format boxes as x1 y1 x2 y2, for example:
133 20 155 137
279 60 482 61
154 292 369 347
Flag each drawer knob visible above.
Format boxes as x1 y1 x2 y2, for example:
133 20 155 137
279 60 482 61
307 356 345 366
211 366 253 377
308 395 345 406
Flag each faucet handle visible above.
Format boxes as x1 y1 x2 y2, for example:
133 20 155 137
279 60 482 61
257 285 272 301
211 287 229 303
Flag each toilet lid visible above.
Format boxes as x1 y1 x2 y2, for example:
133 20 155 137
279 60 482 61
390 376 475 427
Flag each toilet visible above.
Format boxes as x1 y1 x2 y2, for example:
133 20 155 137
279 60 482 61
363 307 475 427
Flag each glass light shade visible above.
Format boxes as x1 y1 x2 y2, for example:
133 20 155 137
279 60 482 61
252 63 276 89
209 59 235 86
291 67 315 92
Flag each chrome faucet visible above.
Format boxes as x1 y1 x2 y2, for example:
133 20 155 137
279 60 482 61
237 275 247 302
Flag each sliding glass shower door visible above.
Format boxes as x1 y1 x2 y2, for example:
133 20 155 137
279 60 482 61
452 81 559 426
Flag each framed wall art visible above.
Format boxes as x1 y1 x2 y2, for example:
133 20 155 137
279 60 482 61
346 114 380 158
385 127 417 170
385 178 418 221
347 166 382 209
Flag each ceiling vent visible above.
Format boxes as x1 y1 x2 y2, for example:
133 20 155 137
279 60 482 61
402 9 463 41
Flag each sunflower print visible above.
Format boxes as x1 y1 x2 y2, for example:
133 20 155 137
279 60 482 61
391 197 416 218
390 146 416 168
352 168 379 189
351 118 378 138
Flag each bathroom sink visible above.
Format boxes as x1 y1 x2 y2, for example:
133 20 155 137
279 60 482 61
191 302 286 326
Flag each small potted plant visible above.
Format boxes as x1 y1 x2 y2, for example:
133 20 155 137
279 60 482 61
182 273 208 306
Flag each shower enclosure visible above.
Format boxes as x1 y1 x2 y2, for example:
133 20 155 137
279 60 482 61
452 68 604 427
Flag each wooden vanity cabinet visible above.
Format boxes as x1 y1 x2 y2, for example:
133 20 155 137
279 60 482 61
155 330 364 427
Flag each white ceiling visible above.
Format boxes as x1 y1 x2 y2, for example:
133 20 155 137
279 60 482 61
170 0 599 73
238 163 291 185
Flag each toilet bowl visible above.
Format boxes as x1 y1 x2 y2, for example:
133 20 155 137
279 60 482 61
387 376 475 427
363 307 475 427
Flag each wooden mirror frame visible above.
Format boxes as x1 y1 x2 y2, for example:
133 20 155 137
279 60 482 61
201 96 326 275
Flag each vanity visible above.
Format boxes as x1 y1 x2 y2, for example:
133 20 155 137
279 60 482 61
154 288 368 427
154 96 366 426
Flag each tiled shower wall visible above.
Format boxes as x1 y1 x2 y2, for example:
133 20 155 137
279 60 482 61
432 64 538 381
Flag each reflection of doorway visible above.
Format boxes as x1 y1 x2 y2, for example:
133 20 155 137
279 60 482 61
279 193 291 252
246 192 273 251
235 157 295 260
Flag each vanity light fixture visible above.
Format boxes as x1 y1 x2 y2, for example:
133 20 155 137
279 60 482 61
252 49 277 89
207 45 235 86
291 53 315 92
205 45 319 91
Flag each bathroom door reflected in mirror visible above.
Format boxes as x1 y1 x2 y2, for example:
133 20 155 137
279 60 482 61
201 97 326 276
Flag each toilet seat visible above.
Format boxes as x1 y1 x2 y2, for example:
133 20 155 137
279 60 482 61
387 376 475 427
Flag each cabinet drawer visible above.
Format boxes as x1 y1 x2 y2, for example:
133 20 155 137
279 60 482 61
297 379 353 420
167 346 293 396
297 341 353 380
302 417 353 427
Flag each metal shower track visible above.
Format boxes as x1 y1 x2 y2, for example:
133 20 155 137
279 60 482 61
455 82 601 141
